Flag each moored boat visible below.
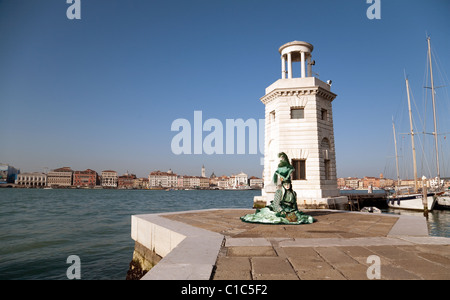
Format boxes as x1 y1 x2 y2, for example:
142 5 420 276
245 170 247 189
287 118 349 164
387 192 436 211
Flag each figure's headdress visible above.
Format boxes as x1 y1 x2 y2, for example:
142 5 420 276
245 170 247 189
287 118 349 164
273 152 295 184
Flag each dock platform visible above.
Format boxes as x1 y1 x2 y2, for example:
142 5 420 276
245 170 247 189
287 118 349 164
130 209 450 280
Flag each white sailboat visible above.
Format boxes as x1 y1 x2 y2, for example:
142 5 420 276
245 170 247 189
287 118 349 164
387 188 436 210
387 37 440 211
436 190 450 209
388 78 436 211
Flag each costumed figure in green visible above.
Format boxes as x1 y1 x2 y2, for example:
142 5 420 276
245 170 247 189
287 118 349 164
241 152 314 225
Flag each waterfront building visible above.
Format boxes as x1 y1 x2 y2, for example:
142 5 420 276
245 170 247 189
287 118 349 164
73 169 99 187
362 176 379 188
118 173 137 189
381 178 394 188
443 178 450 189
133 177 149 189
249 176 263 188
175 175 210 189
185 176 209 189
344 178 361 189
201 165 206 178
177 176 186 189
338 176 397 190
229 172 248 188
148 170 177 188
189 176 200 188
199 176 209 189
429 177 444 189
215 175 230 189
101 170 118 188
47 167 73 187
361 175 395 189
184 176 195 188
217 179 229 189
257 41 347 208
15 172 47 187
0 163 20 183
209 172 217 187
337 177 346 188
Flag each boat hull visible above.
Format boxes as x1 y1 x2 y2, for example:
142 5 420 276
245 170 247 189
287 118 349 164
435 194 450 210
387 193 436 211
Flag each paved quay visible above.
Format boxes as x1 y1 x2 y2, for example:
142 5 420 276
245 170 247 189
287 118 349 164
131 209 450 280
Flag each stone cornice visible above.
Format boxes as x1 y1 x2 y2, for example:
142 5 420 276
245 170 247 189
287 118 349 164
261 86 337 105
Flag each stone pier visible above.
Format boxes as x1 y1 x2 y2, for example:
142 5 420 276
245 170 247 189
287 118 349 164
129 209 450 280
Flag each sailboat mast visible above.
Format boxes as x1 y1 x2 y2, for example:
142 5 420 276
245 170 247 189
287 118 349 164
427 36 441 188
406 77 418 193
392 119 401 187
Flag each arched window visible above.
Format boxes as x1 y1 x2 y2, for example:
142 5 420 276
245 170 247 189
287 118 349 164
321 138 331 180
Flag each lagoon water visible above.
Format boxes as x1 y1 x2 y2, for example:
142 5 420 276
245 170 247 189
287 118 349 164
0 189 256 280
0 189 448 280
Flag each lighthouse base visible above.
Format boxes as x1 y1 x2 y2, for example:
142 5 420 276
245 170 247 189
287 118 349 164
253 195 348 210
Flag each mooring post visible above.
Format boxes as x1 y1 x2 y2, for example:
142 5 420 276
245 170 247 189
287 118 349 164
422 178 428 219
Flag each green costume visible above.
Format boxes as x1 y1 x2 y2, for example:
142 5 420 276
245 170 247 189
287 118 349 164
241 152 314 225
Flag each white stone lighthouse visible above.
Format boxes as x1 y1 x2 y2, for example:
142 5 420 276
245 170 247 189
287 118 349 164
256 41 347 209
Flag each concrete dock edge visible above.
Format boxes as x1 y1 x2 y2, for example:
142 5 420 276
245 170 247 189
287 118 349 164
131 211 224 280
130 209 450 280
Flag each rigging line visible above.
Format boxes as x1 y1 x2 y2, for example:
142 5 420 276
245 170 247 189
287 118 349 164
431 46 450 135
409 87 430 176
429 44 449 179
432 45 450 88
439 136 448 177
400 93 434 179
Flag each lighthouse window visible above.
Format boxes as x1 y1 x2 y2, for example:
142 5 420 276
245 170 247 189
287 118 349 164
324 159 331 180
269 110 275 122
291 107 304 119
321 109 328 121
292 159 306 180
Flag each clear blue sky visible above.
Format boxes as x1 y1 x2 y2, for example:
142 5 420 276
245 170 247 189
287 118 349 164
1 0 449 179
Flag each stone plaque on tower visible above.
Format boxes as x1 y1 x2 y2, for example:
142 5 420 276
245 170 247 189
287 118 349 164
255 41 347 209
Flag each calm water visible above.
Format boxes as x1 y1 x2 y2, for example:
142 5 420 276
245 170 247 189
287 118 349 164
0 189 256 280
0 189 448 280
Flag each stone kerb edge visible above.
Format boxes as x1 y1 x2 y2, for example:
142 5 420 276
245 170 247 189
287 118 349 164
131 211 224 280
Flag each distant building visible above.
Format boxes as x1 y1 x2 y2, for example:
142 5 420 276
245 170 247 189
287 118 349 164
177 176 186 189
199 176 209 189
429 177 444 189
338 175 395 189
209 171 218 187
362 176 379 188
201 165 206 178
177 175 209 189
15 172 47 187
148 169 177 188
133 177 149 189
344 177 360 189
249 176 263 189
216 175 230 189
443 178 450 189
47 167 73 187
73 169 99 187
118 173 137 189
230 172 248 188
101 170 118 188
399 179 423 188
0 163 20 183
217 179 229 189
189 176 200 188
380 177 394 188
